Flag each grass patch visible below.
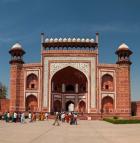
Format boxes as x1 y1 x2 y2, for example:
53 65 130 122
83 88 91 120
103 118 140 124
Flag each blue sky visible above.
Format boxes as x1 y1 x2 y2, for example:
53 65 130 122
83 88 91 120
0 0 140 100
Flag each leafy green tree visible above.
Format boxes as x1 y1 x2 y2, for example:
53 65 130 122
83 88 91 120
0 82 7 99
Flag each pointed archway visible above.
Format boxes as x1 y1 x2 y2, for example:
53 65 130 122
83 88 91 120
26 95 38 111
51 66 87 112
102 96 114 113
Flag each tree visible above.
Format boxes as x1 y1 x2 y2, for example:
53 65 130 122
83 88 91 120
0 82 7 99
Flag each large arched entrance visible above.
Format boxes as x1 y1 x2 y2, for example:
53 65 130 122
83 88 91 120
51 66 87 112
102 96 114 113
26 95 38 111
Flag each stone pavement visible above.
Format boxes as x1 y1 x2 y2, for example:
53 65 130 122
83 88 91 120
0 120 140 143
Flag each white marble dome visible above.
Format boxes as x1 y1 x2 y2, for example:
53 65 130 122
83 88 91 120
45 38 49 43
49 38 54 42
63 38 67 42
90 39 94 43
59 38 63 42
81 38 85 42
68 38 71 42
118 43 129 50
11 43 22 49
86 39 90 42
77 38 81 42
54 38 58 42
72 38 76 42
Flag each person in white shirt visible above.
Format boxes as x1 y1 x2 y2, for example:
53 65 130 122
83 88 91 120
13 112 17 123
7 112 10 122
28 112 32 122
45 112 48 120
61 113 65 122
21 112 25 123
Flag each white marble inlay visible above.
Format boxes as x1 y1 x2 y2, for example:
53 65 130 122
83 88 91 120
50 62 89 78
43 56 96 110
66 96 75 98
102 93 114 99
26 92 37 97
26 70 38 77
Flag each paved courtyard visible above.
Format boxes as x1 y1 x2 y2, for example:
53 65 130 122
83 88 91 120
0 119 140 143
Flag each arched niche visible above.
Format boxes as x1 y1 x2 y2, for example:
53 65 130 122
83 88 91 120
26 95 38 111
101 74 114 91
26 73 38 90
102 96 114 113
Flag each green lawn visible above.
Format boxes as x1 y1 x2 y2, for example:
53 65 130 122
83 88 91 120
103 118 140 124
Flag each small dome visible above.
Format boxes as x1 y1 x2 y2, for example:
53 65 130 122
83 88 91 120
49 38 54 42
77 38 81 42
54 38 58 42
63 38 67 42
72 38 76 42
118 43 129 50
90 39 94 43
68 38 71 42
11 43 22 49
81 38 85 42
59 38 62 42
45 38 49 43
86 39 90 42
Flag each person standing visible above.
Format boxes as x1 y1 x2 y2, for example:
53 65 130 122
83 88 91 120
13 112 17 123
45 112 48 120
4 112 8 122
7 112 10 122
28 112 32 122
74 113 78 125
21 112 26 123
65 113 70 123
61 112 65 122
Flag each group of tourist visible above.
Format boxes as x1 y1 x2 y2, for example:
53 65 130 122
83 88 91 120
1 111 78 126
53 112 78 126
2 112 48 123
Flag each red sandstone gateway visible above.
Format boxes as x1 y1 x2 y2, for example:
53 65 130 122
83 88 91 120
8 33 133 118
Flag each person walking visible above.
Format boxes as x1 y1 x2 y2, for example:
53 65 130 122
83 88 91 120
52 112 60 126
21 112 26 123
74 113 78 125
61 112 65 122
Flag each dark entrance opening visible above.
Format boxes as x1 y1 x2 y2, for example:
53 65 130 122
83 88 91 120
65 100 74 111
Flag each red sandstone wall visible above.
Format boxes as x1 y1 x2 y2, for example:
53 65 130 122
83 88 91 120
9 64 25 112
0 99 10 113
116 64 131 116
